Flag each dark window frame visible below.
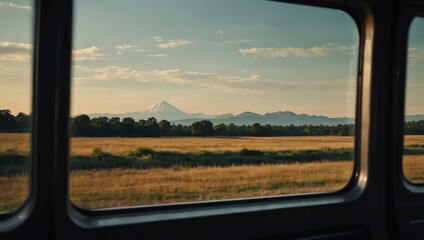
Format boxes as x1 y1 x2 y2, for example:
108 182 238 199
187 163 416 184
3 0 422 239
399 12 424 190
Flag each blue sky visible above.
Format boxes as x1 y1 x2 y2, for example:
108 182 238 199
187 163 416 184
1 0 403 118
0 0 32 115
406 17 424 115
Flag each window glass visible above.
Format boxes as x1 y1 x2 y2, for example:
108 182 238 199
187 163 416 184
0 0 33 212
70 0 358 209
403 17 424 184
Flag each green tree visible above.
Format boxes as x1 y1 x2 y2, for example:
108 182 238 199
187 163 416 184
122 117 136 136
91 116 111 136
147 117 160 137
108 117 123 136
251 123 264 136
213 123 227 136
0 109 17 131
191 120 213 136
158 119 171 136
136 119 149 136
16 112 30 131
71 114 91 136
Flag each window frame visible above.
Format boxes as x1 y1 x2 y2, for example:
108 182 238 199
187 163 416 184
399 11 424 190
0 0 404 239
68 0 367 218
391 2 424 238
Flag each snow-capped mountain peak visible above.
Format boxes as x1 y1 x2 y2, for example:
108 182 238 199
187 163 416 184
144 101 184 114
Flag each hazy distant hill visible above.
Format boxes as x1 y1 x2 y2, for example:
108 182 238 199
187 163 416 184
88 101 214 121
406 115 424 122
172 111 354 126
87 100 424 126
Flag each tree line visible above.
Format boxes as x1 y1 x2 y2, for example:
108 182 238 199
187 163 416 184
71 115 356 137
2 109 424 137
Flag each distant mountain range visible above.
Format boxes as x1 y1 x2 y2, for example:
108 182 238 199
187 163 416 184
88 101 214 122
87 100 424 126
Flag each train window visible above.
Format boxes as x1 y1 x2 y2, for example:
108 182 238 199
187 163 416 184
70 0 359 209
403 17 424 184
0 0 33 213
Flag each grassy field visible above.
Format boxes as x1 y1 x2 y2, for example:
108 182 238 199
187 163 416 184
0 133 423 211
70 162 352 209
0 133 355 155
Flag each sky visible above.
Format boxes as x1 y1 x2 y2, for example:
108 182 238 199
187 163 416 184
406 18 424 115
2 0 421 118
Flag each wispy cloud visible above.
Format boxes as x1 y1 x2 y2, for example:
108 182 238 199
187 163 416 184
153 36 164 43
116 44 144 55
73 65 354 95
0 41 32 61
409 48 424 62
239 44 356 58
158 39 194 49
152 36 194 49
74 65 253 84
0 1 31 10
116 44 137 51
73 65 143 81
148 54 167 58
74 65 273 93
72 46 106 60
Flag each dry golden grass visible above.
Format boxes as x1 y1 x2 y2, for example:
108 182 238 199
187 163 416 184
69 136 355 156
404 135 424 147
0 133 355 155
69 161 353 209
0 133 30 154
0 161 352 211
0 173 29 212
1 133 422 156
403 155 424 183
403 136 424 183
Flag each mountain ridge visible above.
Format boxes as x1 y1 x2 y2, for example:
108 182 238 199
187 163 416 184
86 101 423 126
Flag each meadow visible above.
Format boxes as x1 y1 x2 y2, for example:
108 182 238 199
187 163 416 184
0 133 423 211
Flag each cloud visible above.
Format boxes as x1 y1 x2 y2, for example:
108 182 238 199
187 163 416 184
73 65 143 81
116 44 144 55
148 54 167 58
116 44 137 51
74 65 272 93
239 44 356 58
153 36 164 43
158 39 193 49
0 1 31 10
152 36 194 49
73 65 354 95
409 48 424 62
0 41 32 61
72 46 106 60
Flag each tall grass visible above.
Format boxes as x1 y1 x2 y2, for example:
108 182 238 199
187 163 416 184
404 155 424 183
0 173 28 212
69 162 353 209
